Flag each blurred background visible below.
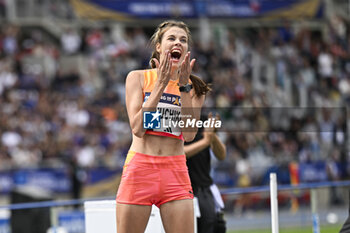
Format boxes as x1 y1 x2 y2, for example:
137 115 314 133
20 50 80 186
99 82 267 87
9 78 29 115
0 0 350 232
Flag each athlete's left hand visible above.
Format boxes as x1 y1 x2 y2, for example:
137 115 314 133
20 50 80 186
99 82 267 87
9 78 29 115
203 112 215 144
178 51 195 86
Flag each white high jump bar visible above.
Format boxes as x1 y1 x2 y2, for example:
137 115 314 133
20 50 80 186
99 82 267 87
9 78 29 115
270 173 279 233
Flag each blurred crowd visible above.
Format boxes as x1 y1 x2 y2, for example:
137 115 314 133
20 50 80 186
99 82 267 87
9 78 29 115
0 15 349 190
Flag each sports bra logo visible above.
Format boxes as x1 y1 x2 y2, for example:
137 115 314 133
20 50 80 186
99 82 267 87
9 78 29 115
144 92 181 106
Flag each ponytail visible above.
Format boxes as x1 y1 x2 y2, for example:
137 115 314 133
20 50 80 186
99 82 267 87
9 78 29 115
190 74 211 97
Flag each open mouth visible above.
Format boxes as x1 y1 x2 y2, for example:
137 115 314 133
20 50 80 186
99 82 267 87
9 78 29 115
170 50 181 61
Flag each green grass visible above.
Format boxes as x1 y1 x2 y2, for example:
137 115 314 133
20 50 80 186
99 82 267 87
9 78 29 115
228 224 342 233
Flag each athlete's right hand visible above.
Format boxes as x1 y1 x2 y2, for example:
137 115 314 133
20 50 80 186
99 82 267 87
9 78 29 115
153 50 172 86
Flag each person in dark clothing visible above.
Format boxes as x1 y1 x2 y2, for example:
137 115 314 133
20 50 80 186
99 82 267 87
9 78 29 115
0 0 5 19
340 194 350 233
68 156 86 208
185 113 227 233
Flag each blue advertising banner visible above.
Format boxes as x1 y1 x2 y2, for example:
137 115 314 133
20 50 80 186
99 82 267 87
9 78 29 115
0 168 121 195
58 211 85 233
0 173 12 194
0 218 10 233
70 0 323 20
299 162 328 182
13 169 71 193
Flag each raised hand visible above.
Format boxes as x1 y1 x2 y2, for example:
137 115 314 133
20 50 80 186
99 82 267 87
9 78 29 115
153 50 172 86
178 51 196 86
203 112 215 143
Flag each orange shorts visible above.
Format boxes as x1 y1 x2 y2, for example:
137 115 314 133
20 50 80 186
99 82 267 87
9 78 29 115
116 151 194 208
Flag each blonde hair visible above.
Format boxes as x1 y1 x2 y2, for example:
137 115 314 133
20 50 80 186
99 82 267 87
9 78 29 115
149 20 210 97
